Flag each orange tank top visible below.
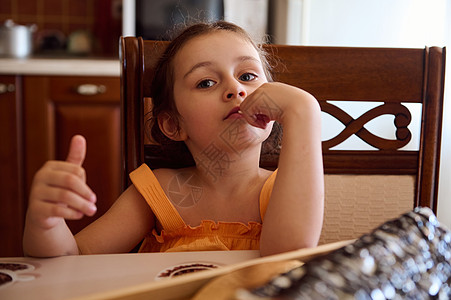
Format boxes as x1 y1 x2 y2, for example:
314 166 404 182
129 164 277 252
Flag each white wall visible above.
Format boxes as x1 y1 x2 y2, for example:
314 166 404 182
305 0 448 48
439 2 451 230
286 0 450 228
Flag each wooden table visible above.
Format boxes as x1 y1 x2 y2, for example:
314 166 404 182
0 241 350 300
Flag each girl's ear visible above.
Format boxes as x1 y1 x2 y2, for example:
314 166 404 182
158 112 187 141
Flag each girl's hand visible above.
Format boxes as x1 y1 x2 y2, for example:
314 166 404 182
240 82 324 256
239 82 318 128
27 135 97 230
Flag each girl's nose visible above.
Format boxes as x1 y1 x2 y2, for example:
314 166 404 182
224 82 246 101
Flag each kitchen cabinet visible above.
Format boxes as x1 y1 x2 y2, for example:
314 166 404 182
23 76 122 235
0 74 121 257
0 75 25 257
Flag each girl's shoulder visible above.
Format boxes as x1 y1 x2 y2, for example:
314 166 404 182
260 167 277 190
260 167 274 177
152 166 197 188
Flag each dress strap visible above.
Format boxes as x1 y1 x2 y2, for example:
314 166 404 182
259 169 278 221
129 164 186 231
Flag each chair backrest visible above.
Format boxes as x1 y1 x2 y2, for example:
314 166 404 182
120 36 445 244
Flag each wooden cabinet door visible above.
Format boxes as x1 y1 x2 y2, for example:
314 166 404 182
0 75 24 257
23 76 121 235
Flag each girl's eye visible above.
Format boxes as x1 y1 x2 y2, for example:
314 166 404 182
239 73 257 82
197 79 215 89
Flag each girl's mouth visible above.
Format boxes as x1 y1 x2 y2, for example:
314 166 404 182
224 107 243 120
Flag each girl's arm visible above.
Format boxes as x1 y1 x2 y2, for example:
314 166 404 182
241 82 324 256
75 185 154 254
23 135 154 256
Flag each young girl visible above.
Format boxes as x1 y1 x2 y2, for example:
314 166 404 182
23 21 324 257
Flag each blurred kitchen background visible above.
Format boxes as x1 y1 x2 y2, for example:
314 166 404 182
0 0 450 257
0 0 122 57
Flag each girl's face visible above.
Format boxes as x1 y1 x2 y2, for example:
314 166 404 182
171 31 272 154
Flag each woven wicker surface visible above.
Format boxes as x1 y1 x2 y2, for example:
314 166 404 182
319 174 414 244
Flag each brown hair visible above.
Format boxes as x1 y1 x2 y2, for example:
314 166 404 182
149 21 273 147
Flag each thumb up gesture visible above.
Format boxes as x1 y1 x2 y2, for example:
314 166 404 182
27 135 97 230
66 134 88 166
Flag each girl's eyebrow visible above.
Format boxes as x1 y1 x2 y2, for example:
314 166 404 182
183 56 260 79
184 61 212 78
237 56 260 64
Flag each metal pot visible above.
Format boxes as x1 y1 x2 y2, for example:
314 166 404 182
0 19 37 58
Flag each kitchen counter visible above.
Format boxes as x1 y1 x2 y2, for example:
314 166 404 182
0 57 120 76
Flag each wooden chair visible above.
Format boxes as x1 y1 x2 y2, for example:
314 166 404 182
120 36 445 244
